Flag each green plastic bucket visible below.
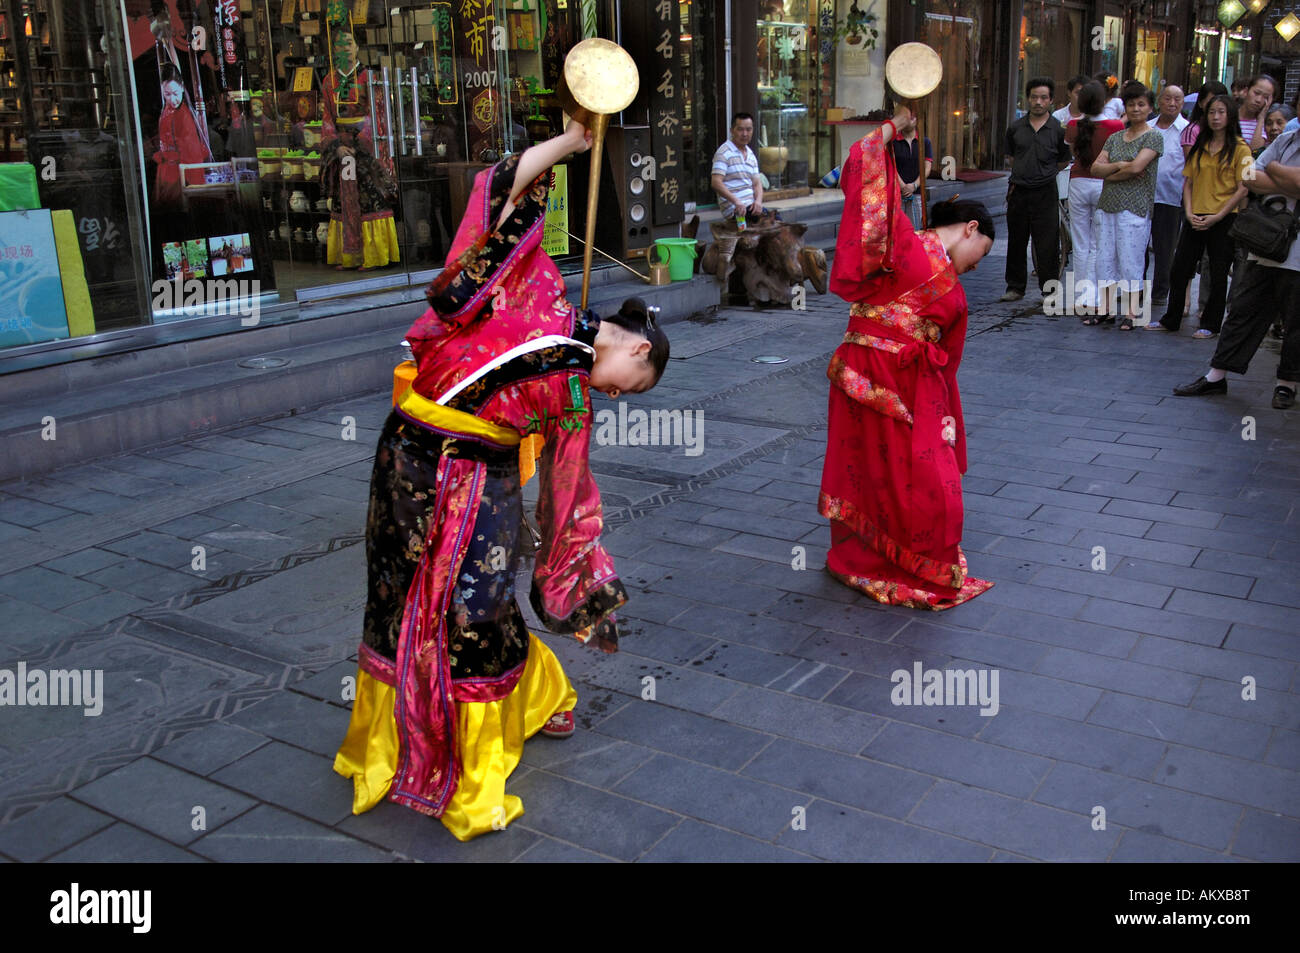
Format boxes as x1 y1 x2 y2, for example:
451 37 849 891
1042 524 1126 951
654 238 697 281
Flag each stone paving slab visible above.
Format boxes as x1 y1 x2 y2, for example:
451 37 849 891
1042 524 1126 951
1 256 1297 862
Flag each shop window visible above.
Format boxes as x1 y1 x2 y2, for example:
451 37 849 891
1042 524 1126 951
0 0 148 353
1134 27 1168 91
680 0 720 210
1016 3 1085 117
755 0 833 193
919 0 999 171
1098 14 1124 82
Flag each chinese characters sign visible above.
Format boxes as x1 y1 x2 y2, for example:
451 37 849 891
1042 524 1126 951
627 0 683 225
432 2 459 105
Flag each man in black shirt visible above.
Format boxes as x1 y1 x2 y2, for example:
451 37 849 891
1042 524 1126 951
892 127 933 230
1002 77 1071 302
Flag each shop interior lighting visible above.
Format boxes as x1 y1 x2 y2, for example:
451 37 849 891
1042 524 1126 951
1217 0 1246 26
1246 0 1267 13
1277 12 1300 40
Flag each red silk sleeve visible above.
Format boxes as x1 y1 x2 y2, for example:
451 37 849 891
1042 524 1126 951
830 125 918 301
485 371 627 633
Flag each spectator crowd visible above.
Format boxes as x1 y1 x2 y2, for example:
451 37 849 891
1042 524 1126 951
1000 70 1300 410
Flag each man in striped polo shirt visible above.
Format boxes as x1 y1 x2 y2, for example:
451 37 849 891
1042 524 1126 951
711 112 764 221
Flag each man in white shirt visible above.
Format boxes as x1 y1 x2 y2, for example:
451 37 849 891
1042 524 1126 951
1174 130 1300 409
1149 85 1187 305
1052 75 1088 125
711 113 764 221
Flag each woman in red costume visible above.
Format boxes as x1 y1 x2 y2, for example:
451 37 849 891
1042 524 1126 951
821 107 996 610
334 120 670 841
152 67 210 208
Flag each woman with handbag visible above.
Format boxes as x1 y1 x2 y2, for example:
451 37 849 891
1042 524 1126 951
1173 128 1300 409
1149 95 1251 339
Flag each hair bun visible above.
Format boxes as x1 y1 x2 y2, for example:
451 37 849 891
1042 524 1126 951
619 296 648 319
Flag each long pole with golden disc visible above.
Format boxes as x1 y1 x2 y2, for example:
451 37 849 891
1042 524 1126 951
884 42 943 228
556 38 639 308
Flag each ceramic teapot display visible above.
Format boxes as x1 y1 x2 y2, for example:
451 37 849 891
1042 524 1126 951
289 190 310 213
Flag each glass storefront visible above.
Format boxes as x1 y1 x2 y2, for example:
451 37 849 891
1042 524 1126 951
224 0 602 305
1015 2 1085 117
1187 24 1221 94
754 0 833 193
0 0 623 361
1133 26 1168 91
0 0 149 349
917 0 999 172
679 0 720 209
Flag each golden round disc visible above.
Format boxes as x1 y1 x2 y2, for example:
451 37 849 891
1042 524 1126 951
563 38 639 115
884 42 943 100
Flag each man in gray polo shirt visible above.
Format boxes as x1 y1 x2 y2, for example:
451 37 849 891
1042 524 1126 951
712 113 764 221
1174 129 1300 409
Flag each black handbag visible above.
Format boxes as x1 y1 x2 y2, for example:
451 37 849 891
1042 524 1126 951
1229 195 1300 262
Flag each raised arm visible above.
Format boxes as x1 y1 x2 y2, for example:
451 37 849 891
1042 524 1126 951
499 121 591 225
827 107 915 299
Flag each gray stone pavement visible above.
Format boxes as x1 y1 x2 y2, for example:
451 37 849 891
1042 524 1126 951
0 246 1298 863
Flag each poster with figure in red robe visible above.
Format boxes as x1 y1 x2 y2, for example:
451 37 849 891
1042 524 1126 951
121 0 275 313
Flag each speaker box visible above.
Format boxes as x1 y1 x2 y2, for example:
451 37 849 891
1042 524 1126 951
601 125 653 259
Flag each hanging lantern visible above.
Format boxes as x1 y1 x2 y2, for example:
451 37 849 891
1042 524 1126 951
1277 12 1300 41
1216 0 1246 27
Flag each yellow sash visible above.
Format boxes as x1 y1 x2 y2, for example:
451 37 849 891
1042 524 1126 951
395 386 521 447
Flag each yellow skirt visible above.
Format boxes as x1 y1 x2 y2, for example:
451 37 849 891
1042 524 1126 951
333 633 577 841
327 214 401 269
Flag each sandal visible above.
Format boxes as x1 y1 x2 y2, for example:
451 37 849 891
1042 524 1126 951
1119 317 1134 330
1081 316 1101 326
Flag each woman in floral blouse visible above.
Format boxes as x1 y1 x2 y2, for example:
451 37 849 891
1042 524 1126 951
1089 85 1164 330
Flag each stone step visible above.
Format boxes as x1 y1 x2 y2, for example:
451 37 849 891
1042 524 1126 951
0 271 720 484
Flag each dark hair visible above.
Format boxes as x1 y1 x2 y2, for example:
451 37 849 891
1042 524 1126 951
1074 82 1107 167
730 112 754 128
1189 81 1229 125
1188 95 1243 171
930 197 994 241
1067 74 1090 93
159 62 185 91
1120 79 1147 100
1026 76 1054 98
1094 72 1118 95
1122 84 1153 111
1231 76 1251 93
1249 74 1279 99
601 297 670 383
